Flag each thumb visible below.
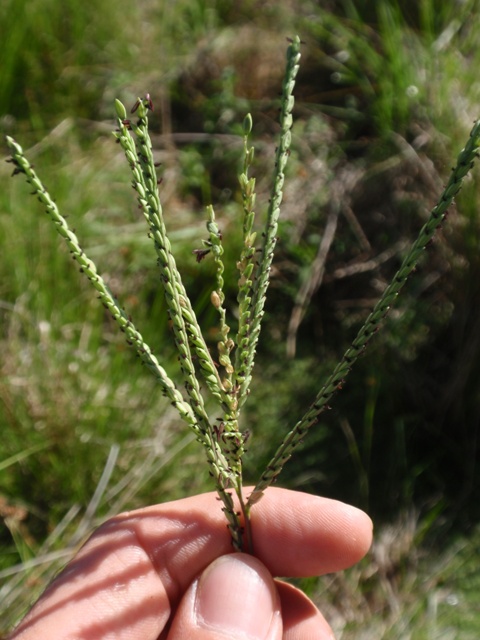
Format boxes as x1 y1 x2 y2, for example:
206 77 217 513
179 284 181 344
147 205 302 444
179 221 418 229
167 553 283 639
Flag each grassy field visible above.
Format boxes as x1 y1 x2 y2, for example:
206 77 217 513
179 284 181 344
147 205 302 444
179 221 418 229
2 0 480 636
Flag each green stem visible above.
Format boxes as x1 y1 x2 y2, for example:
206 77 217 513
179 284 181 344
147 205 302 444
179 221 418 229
235 485 253 554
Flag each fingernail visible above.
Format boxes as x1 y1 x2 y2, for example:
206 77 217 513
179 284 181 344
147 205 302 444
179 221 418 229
194 553 277 639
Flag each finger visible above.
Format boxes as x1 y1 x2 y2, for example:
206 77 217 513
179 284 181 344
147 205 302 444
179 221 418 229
276 580 334 640
127 487 372 590
167 559 335 640
246 488 372 576
10 522 171 640
166 553 283 640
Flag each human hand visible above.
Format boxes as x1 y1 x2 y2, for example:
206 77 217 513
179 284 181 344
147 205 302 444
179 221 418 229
9 488 372 640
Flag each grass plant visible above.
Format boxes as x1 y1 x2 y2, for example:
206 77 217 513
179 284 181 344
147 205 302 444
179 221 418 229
5 35 480 555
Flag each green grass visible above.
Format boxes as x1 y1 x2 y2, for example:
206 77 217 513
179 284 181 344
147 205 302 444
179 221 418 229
2 0 480 635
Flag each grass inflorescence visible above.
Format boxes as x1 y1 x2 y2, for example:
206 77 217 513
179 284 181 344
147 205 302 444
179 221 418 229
5 33 480 554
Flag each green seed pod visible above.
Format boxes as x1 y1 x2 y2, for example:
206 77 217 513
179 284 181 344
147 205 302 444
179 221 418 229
245 177 256 197
115 99 127 120
283 114 293 131
219 354 231 368
243 113 253 135
239 173 248 189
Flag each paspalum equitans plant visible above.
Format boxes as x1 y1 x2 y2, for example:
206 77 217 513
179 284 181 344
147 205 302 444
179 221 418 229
6 35 480 552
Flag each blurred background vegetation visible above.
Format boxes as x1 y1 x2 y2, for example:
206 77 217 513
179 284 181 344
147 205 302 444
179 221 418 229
2 0 480 636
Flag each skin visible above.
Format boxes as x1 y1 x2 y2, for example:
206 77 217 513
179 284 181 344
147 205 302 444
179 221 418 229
9 487 373 640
